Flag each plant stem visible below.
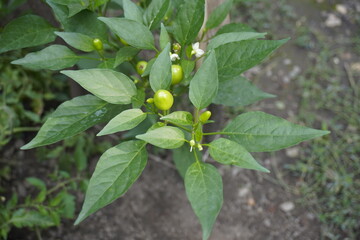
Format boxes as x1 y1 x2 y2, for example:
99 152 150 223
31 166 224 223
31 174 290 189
47 177 82 195
12 127 40 133
35 227 43 240
193 149 201 163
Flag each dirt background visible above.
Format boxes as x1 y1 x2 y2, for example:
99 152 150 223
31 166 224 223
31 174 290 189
4 0 360 239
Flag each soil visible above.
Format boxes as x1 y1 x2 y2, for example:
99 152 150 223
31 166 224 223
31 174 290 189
4 0 359 239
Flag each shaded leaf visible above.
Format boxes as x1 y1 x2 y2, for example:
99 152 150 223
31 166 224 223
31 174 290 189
172 145 197 178
99 17 155 50
0 15 56 54
114 46 139 68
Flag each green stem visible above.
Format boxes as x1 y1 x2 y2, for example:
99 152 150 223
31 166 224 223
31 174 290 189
12 127 40 133
47 177 82 195
35 227 43 240
193 149 201 163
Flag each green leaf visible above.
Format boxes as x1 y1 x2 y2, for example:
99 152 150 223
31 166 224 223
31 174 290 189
114 46 139 68
97 58 115 69
144 0 170 30
205 0 233 30
132 88 145 109
46 0 69 29
11 209 55 228
0 15 56 54
11 45 78 70
207 32 266 50
97 109 147 136
209 138 269 172
160 111 193 126
74 137 87 171
64 10 108 41
50 0 89 17
21 95 125 149
160 23 170 50
123 0 144 24
141 58 155 77
223 111 330 152
75 140 147 224
189 51 218 109
26 177 46 191
216 22 255 35
180 59 195 80
172 0 205 45
92 0 109 8
185 162 223 240
55 31 95 52
172 145 197 178
59 192 76 219
61 69 137 104
215 38 289 81
98 17 155 50
149 43 172 92
136 126 185 149
213 76 275 106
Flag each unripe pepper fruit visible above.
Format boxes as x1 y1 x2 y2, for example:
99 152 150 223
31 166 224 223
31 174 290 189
136 61 148 75
154 90 174 111
93 38 103 51
171 65 183 85
199 111 211 123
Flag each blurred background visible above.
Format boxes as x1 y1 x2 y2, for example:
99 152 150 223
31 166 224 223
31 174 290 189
0 0 359 239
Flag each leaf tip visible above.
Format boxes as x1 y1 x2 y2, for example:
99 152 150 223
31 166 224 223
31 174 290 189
20 143 31 150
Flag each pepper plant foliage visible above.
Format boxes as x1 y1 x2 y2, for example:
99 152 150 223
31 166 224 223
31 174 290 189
3 0 330 238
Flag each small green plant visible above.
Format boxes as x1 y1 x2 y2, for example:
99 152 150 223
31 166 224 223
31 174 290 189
0 53 68 147
1 0 330 239
0 132 110 239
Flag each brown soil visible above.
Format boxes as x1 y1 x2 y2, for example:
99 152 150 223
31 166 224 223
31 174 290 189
5 0 359 239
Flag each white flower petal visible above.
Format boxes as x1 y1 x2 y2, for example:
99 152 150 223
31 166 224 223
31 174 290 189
195 49 204 58
170 53 180 61
192 42 200 50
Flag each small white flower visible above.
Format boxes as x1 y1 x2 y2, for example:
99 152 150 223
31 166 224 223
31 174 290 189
170 53 180 61
191 42 205 58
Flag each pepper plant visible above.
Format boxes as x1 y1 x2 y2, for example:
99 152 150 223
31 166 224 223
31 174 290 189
1 0 330 239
